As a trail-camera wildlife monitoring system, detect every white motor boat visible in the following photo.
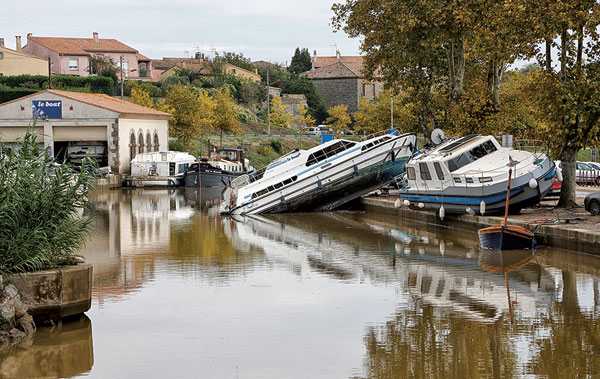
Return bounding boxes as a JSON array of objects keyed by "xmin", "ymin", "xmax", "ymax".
[
  {"xmin": 129, "ymin": 151, "xmax": 196, "ymax": 187},
  {"xmin": 222, "ymin": 130, "xmax": 417, "ymax": 215},
  {"xmin": 399, "ymin": 132, "xmax": 556, "ymax": 215}
]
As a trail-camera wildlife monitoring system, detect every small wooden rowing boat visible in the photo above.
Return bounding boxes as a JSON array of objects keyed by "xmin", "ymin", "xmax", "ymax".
[{"xmin": 478, "ymin": 167, "xmax": 536, "ymax": 250}]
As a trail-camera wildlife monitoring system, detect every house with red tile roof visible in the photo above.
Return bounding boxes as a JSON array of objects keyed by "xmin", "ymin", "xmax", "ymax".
[
  {"xmin": 23, "ymin": 33, "xmax": 152, "ymax": 80},
  {"xmin": 311, "ymin": 50, "xmax": 364, "ymax": 70}
]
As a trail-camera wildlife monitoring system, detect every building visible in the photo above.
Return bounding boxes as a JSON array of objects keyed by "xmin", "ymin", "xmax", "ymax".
[
  {"xmin": 303, "ymin": 61, "xmax": 383, "ymax": 113},
  {"xmin": 155, "ymin": 54, "xmax": 262, "ymax": 82},
  {"xmin": 0, "ymin": 89, "xmax": 171, "ymax": 174},
  {"xmin": 0, "ymin": 37, "xmax": 49, "ymax": 76},
  {"xmin": 22, "ymin": 33, "xmax": 153, "ymax": 80},
  {"xmin": 311, "ymin": 50, "xmax": 364, "ymax": 70}
]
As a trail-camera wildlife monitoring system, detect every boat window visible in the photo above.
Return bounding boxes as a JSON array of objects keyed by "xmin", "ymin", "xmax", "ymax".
[
  {"xmin": 447, "ymin": 140, "xmax": 498, "ymax": 172},
  {"xmin": 306, "ymin": 141, "xmax": 357, "ymax": 167},
  {"xmin": 257, "ymin": 189, "xmax": 268, "ymax": 197},
  {"xmin": 453, "ymin": 177, "xmax": 461, "ymax": 184},
  {"xmin": 407, "ymin": 167, "xmax": 416, "ymax": 180},
  {"xmin": 373, "ymin": 139, "xmax": 380, "ymax": 145},
  {"xmin": 252, "ymin": 193, "xmax": 258, "ymax": 199},
  {"xmin": 267, "ymin": 185, "xmax": 275, "ymax": 192},
  {"xmin": 283, "ymin": 179, "xmax": 292, "ymax": 185},
  {"xmin": 292, "ymin": 175, "xmax": 298, "ymax": 181},
  {"xmin": 479, "ymin": 177, "xmax": 493, "ymax": 183},
  {"xmin": 361, "ymin": 142, "xmax": 374, "ymax": 152},
  {"xmin": 433, "ymin": 162, "xmax": 444, "ymax": 180},
  {"xmin": 419, "ymin": 163, "xmax": 432, "ymax": 180},
  {"xmin": 466, "ymin": 177, "xmax": 474, "ymax": 183},
  {"xmin": 274, "ymin": 182, "xmax": 283, "ymax": 189}
]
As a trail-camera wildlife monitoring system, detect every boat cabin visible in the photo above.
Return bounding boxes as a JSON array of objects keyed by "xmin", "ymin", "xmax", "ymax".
[
  {"xmin": 131, "ymin": 151, "xmax": 196, "ymax": 177},
  {"xmin": 210, "ymin": 148, "xmax": 246, "ymax": 170}
]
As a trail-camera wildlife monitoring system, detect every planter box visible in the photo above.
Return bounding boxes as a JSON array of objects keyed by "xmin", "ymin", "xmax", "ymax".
[{"xmin": 8, "ymin": 264, "xmax": 92, "ymax": 322}]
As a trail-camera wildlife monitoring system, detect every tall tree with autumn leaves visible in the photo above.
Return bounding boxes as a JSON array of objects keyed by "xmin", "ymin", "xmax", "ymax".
[{"xmin": 332, "ymin": 0, "xmax": 600, "ymax": 208}]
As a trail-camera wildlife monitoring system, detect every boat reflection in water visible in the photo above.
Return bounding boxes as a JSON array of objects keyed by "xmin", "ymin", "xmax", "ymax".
[{"xmin": 0, "ymin": 315, "xmax": 93, "ymax": 378}]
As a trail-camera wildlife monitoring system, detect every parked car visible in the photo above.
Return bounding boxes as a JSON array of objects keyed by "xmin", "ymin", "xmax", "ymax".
[
  {"xmin": 586, "ymin": 161, "xmax": 600, "ymax": 170},
  {"xmin": 584, "ymin": 191, "xmax": 600, "ymax": 215},
  {"xmin": 555, "ymin": 160, "xmax": 600, "ymax": 185},
  {"xmin": 545, "ymin": 177, "xmax": 562, "ymax": 198},
  {"xmin": 304, "ymin": 127, "xmax": 321, "ymax": 136}
]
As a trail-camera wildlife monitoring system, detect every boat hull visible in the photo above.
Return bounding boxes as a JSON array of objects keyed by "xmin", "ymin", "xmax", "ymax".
[
  {"xmin": 478, "ymin": 225, "xmax": 536, "ymax": 250},
  {"xmin": 184, "ymin": 170, "xmax": 248, "ymax": 187},
  {"xmin": 400, "ymin": 164, "xmax": 556, "ymax": 215}
]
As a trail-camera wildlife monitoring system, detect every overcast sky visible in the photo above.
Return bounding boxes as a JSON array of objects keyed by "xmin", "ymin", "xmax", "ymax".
[{"xmin": 1, "ymin": 0, "xmax": 362, "ymax": 64}]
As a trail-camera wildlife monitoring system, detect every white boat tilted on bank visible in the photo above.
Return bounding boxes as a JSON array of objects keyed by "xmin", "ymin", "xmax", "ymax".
[
  {"xmin": 399, "ymin": 133, "xmax": 556, "ymax": 215},
  {"xmin": 223, "ymin": 130, "xmax": 417, "ymax": 215}
]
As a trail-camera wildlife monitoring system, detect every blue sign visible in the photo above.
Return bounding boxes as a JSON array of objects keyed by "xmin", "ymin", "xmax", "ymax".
[{"xmin": 32, "ymin": 100, "xmax": 62, "ymax": 120}]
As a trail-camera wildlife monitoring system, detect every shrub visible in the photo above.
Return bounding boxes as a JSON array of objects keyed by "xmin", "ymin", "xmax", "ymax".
[
  {"xmin": 270, "ymin": 139, "xmax": 283, "ymax": 153},
  {"xmin": 0, "ymin": 131, "xmax": 96, "ymax": 276}
]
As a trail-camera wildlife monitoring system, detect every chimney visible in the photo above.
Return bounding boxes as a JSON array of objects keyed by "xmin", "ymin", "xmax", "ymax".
[
  {"xmin": 336, "ymin": 50, "xmax": 341, "ymax": 60},
  {"xmin": 0, "ymin": 38, "xmax": 4, "ymax": 48},
  {"xmin": 195, "ymin": 52, "xmax": 202, "ymax": 59},
  {"xmin": 15, "ymin": 36, "xmax": 21, "ymax": 51},
  {"xmin": 93, "ymin": 32, "xmax": 99, "ymax": 43}
]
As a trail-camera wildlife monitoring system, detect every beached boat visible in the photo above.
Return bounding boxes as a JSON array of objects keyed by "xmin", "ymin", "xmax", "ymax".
[
  {"xmin": 398, "ymin": 132, "xmax": 556, "ymax": 216},
  {"xmin": 184, "ymin": 148, "xmax": 252, "ymax": 187},
  {"xmin": 222, "ymin": 130, "xmax": 417, "ymax": 215},
  {"xmin": 128, "ymin": 151, "xmax": 196, "ymax": 187}
]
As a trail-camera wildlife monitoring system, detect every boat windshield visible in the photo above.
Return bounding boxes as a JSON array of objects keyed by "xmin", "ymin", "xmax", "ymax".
[
  {"xmin": 306, "ymin": 141, "xmax": 356, "ymax": 167},
  {"xmin": 446, "ymin": 140, "xmax": 497, "ymax": 172}
]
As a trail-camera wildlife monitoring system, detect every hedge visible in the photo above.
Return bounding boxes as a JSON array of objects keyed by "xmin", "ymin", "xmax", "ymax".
[
  {"xmin": 0, "ymin": 74, "xmax": 115, "ymax": 95},
  {"xmin": 0, "ymin": 88, "xmax": 38, "ymax": 104}
]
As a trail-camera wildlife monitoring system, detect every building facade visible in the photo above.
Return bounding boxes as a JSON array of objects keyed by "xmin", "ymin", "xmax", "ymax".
[
  {"xmin": 0, "ymin": 37, "xmax": 49, "ymax": 76},
  {"xmin": 23, "ymin": 33, "xmax": 152, "ymax": 80},
  {"xmin": 303, "ymin": 61, "xmax": 383, "ymax": 113},
  {"xmin": 0, "ymin": 90, "xmax": 170, "ymax": 174}
]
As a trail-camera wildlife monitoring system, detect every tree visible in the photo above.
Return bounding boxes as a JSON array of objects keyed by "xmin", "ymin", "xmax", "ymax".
[
  {"xmin": 269, "ymin": 96, "xmax": 293, "ymax": 129},
  {"xmin": 354, "ymin": 89, "xmax": 411, "ymax": 135},
  {"xmin": 295, "ymin": 102, "xmax": 315, "ymax": 133},
  {"xmin": 326, "ymin": 105, "xmax": 351, "ymax": 138},
  {"xmin": 220, "ymin": 51, "xmax": 255, "ymax": 72},
  {"xmin": 88, "ymin": 54, "xmax": 118, "ymax": 88},
  {"xmin": 213, "ymin": 88, "xmax": 241, "ymax": 147},
  {"xmin": 130, "ymin": 88, "xmax": 174, "ymax": 114},
  {"xmin": 166, "ymin": 85, "xmax": 214, "ymax": 147},
  {"xmin": 289, "ymin": 48, "xmax": 312, "ymax": 74}
]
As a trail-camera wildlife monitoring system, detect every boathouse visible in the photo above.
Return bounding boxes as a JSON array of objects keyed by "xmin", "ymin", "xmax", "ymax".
[{"xmin": 0, "ymin": 89, "xmax": 171, "ymax": 174}]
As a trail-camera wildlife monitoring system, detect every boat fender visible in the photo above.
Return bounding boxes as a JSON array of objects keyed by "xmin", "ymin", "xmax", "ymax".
[
  {"xmin": 480, "ymin": 200, "xmax": 486, "ymax": 215},
  {"xmin": 439, "ymin": 240, "xmax": 446, "ymax": 255},
  {"xmin": 403, "ymin": 200, "xmax": 411, "ymax": 207},
  {"xmin": 439, "ymin": 206, "xmax": 445, "ymax": 220},
  {"xmin": 418, "ymin": 202, "xmax": 425, "ymax": 209},
  {"xmin": 529, "ymin": 178, "xmax": 538, "ymax": 189},
  {"xmin": 394, "ymin": 198, "xmax": 402, "ymax": 208},
  {"xmin": 556, "ymin": 168, "xmax": 563, "ymax": 182},
  {"xmin": 466, "ymin": 207, "xmax": 475, "ymax": 216},
  {"xmin": 229, "ymin": 193, "xmax": 237, "ymax": 210}
]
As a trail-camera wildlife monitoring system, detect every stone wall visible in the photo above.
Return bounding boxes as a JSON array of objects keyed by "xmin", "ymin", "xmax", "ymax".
[
  {"xmin": 0, "ymin": 282, "xmax": 36, "ymax": 352},
  {"xmin": 312, "ymin": 78, "xmax": 360, "ymax": 112}
]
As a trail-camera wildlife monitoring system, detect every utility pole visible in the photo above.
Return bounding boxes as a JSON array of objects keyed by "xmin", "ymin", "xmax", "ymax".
[
  {"xmin": 120, "ymin": 55, "xmax": 124, "ymax": 100},
  {"xmin": 267, "ymin": 70, "xmax": 270, "ymax": 135},
  {"xmin": 390, "ymin": 88, "xmax": 394, "ymax": 130},
  {"xmin": 47, "ymin": 57, "xmax": 52, "ymax": 89}
]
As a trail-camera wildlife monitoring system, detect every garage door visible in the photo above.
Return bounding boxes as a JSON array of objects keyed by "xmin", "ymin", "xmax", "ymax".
[
  {"xmin": 53, "ymin": 126, "xmax": 107, "ymax": 141},
  {"xmin": 0, "ymin": 126, "xmax": 44, "ymax": 142}
]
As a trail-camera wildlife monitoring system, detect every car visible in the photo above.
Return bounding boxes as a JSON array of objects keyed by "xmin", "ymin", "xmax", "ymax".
[
  {"xmin": 545, "ymin": 177, "xmax": 562, "ymax": 198},
  {"xmin": 584, "ymin": 191, "xmax": 600, "ymax": 215},
  {"xmin": 304, "ymin": 127, "xmax": 321, "ymax": 136},
  {"xmin": 555, "ymin": 160, "xmax": 600, "ymax": 185},
  {"xmin": 586, "ymin": 161, "xmax": 600, "ymax": 170}
]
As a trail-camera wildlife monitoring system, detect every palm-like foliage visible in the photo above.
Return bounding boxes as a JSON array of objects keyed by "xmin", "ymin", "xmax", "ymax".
[{"xmin": 0, "ymin": 131, "xmax": 95, "ymax": 275}]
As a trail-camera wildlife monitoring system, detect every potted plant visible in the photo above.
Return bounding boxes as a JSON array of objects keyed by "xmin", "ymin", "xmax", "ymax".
[{"xmin": 0, "ymin": 130, "xmax": 96, "ymax": 326}]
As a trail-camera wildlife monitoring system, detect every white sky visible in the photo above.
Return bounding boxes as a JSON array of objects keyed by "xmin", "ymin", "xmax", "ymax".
[{"xmin": 1, "ymin": 0, "xmax": 361, "ymax": 64}]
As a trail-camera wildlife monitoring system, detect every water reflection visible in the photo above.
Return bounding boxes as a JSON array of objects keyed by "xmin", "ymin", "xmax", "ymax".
[
  {"xmin": 1, "ymin": 190, "xmax": 599, "ymax": 378},
  {"xmin": 0, "ymin": 316, "xmax": 93, "ymax": 379}
]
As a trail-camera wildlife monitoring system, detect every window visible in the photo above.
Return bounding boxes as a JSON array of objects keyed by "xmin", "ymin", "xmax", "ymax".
[
  {"xmin": 129, "ymin": 133, "xmax": 136, "ymax": 160},
  {"xmin": 154, "ymin": 133, "xmax": 159, "ymax": 152},
  {"xmin": 466, "ymin": 177, "xmax": 474, "ymax": 183},
  {"xmin": 362, "ymin": 83, "xmax": 366, "ymax": 96},
  {"xmin": 372, "ymin": 83, "xmax": 376, "ymax": 96},
  {"xmin": 419, "ymin": 163, "xmax": 432, "ymax": 180},
  {"xmin": 433, "ymin": 162, "xmax": 444, "ymax": 180},
  {"xmin": 146, "ymin": 132, "xmax": 151, "ymax": 151},
  {"xmin": 0, "ymin": 52, "xmax": 4, "ymax": 59},
  {"xmin": 306, "ymin": 141, "xmax": 356, "ymax": 167},
  {"xmin": 407, "ymin": 166, "xmax": 416, "ymax": 180},
  {"xmin": 453, "ymin": 177, "xmax": 461, "ymax": 184},
  {"xmin": 478, "ymin": 177, "xmax": 493, "ymax": 183},
  {"xmin": 447, "ymin": 140, "xmax": 498, "ymax": 172},
  {"xmin": 231, "ymin": 68, "xmax": 236, "ymax": 74},
  {"xmin": 69, "ymin": 58, "xmax": 78, "ymax": 70},
  {"xmin": 138, "ymin": 133, "xmax": 144, "ymax": 154}
]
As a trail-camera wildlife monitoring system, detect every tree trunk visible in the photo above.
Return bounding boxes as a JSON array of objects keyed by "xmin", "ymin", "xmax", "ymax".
[
  {"xmin": 560, "ymin": 29, "xmax": 567, "ymax": 83},
  {"xmin": 545, "ymin": 38, "xmax": 552, "ymax": 72},
  {"xmin": 558, "ymin": 145, "xmax": 579, "ymax": 208},
  {"xmin": 487, "ymin": 60, "xmax": 504, "ymax": 109},
  {"xmin": 449, "ymin": 38, "xmax": 465, "ymax": 102},
  {"xmin": 418, "ymin": 110, "xmax": 432, "ymax": 141}
]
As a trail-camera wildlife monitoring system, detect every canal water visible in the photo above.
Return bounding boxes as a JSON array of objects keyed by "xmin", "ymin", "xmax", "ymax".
[{"xmin": 1, "ymin": 188, "xmax": 600, "ymax": 378}]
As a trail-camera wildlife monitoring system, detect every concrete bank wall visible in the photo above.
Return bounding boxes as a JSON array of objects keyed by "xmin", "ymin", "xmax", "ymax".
[{"xmin": 361, "ymin": 196, "xmax": 600, "ymax": 255}]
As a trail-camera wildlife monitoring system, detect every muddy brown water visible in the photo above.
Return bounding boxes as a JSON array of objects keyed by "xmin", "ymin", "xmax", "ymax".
[{"xmin": 1, "ymin": 188, "xmax": 600, "ymax": 378}]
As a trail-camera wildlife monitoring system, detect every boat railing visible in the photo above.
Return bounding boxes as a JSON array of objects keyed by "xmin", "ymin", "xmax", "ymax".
[
  {"xmin": 359, "ymin": 128, "xmax": 400, "ymax": 141},
  {"xmin": 512, "ymin": 139, "xmax": 549, "ymax": 157}
]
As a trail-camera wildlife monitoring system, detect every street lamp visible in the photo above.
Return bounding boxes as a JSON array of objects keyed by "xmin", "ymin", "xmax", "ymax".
[{"xmin": 266, "ymin": 69, "xmax": 280, "ymax": 135}]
